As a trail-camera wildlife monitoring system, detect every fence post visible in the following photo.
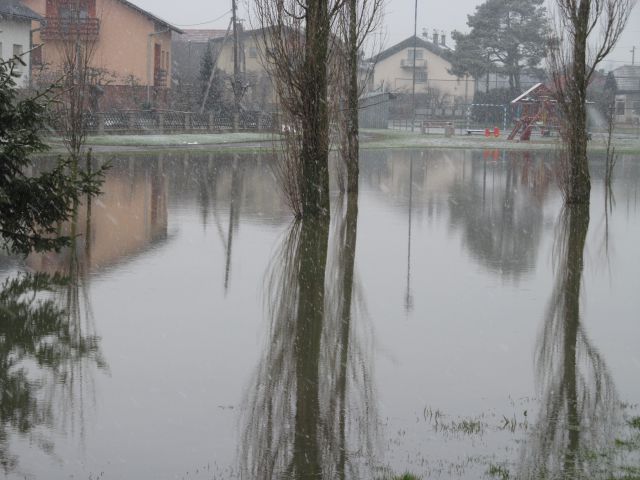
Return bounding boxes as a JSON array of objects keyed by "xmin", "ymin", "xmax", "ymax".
[
  {"xmin": 184, "ymin": 112, "xmax": 191, "ymax": 131},
  {"xmin": 209, "ymin": 112, "xmax": 214, "ymax": 131},
  {"xmin": 98, "ymin": 114, "xmax": 105, "ymax": 134},
  {"xmin": 158, "ymin": 112, "xmax": 165, "ymax": 133},
  {"xmin": 503, "ymin": 104, "xmax": 507, "ymax": 133}
]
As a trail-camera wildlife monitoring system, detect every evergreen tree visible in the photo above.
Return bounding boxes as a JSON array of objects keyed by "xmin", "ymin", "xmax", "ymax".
[
  {"xmin": 0, "ymin": 58, "xmax": 104, "ymax": 256},
  {"xmin": 450, "ymin": 0, "xmax": 549, "ymax": 94},
  {"xmin": 199, "ymin": 42, "xmax": 225, "ymax": 113}
]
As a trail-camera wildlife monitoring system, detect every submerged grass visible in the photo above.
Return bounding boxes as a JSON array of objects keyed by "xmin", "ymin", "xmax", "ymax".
[
  {"xmin": 42, "ymin": 128, "xmax": 640, "ymax": 154},
  {"xmin": 486, "ymin": 463, "xmax": 511, "ymax": 479}
]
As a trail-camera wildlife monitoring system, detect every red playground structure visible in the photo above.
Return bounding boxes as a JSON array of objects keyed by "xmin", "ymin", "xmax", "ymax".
[{"xmin": 508, "ymin": 83, "xmax": 560, "ymax": 141}]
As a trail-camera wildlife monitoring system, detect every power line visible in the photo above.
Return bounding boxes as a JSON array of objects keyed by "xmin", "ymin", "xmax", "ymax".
[{"xmin": 175, "ymin": 10, "xmax": 231, "ymax": 27}]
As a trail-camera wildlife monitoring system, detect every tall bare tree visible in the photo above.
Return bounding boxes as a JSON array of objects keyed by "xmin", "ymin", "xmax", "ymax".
[
  {"xmin": 51, "ymin": 0, "xmax": 101, "ymax": 169},
  {"xmin": 549, "ymin": 0, "xmax": 635, "ymax": 204},
  {"xmin": 252, "ymin": 0, "xmax": 344, "ymax": 217},
  {"xmin": 334, "ymin": 0, "xmax": 382, "ymax": 194}
]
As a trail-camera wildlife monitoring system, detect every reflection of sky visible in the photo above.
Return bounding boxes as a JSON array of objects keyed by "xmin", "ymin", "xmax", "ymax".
[{"xmin": 4, "ymin": 149, "xmax": 640, "ymax": 479}]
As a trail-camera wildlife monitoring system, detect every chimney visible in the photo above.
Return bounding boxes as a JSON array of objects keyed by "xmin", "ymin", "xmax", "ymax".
[
  {"xmin": 440, "ymin": 31, "xmax": 446, "ymax": 46},
  {"xmin": 432, "ymin": 29, "xmax": 438, "ymax": 45}
]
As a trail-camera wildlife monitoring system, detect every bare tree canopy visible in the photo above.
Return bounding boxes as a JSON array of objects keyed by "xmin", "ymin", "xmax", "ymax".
[
  {"xmin": 548, "ymin": 0, "xmax": 636, "ymax": 204},
  {"xmin": 250, "ymin": 0, "xmax": 346, "ymax": 217}
]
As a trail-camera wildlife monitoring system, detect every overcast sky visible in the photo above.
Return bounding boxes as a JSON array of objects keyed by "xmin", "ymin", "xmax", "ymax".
[{"xmin": 134, "ymin": 0, "xmax": 638, "ymax": 69}]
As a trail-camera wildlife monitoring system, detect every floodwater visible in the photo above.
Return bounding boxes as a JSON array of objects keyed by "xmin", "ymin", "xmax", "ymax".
[{"xmin": 1, "ymin": 149, "xmax": 639, "ymax": 479}]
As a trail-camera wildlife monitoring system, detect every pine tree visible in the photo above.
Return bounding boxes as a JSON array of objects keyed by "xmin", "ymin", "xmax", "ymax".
[
  {"xmin": 450, "ymin": 0, "xmax": 549, "ymax": 94},
  {"xmin": 0, "ymin": 58, "xmax": 104, "ymax": 256}
]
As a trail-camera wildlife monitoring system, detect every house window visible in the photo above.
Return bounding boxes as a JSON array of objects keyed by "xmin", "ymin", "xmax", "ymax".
[
  {"xmin": 416, "ymin": 70, "xmax": 427, "ymax": 83},
  {"xmin": 633, "ymin": 101, "xmax": 640, "ymax": 115},
  {"xmin": 407, "ymin": 48, "xmax": 424, "ymax": 61},
  {"xmin": 248, "ymin": 46, "xmax": 258, "ymax": 58},
  {"xmin": 59, "ymin": 4, "xmax": 89, "ymax": 19},
  {"xmin": 616, "ymin": 100, "xmax": 625, "ymax": 116}
]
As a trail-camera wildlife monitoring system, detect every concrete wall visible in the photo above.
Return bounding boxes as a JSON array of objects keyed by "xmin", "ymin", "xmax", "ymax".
[
  {"xmin": 0, "ymin": 15, "xmax": 33, "ymax": 87},
  {"xmin": 372, "ymin": 47, "xmax": 473, "ymax": 104},
  {"xmin": 24, "ymin": 0, "xmax": 173, "ymax": 87}
]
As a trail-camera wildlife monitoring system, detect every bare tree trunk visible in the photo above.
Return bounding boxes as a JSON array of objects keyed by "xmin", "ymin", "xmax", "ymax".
[
  {"xmin": 300, "ymin": 0, "xmax": 331, "ymax": 217},
  {"xmin": 566, "ymin": 4, "xmax": 591, "ymax": 204},
  {"xmin": 345, "ymin": 0, "xmax": 360, "ymax": 194},
  {"xmin": 550, "ymin": 0, "xmax": 635, "ymax": 205}
]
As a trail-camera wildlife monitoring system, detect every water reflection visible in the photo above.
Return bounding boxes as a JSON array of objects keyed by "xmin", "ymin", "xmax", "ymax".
[
  {"xmin": 27, "ymin": 157, "xmax": 168, "ymax": 274},
  {"xmin": 447, "ymin": 152, "xmax": 551, "ymax": 280},
  {"xmin": 0, "ymin": 200, "xmax": 107, "ymax": 474},
  {"xmin": 240, "ymin": 194, "xmax": 378, "ymax": 479},
  {"xmin": 518, "ymin": 204, "xmax": 620, "ymax": 478},
  {"xmin": 360, "ymin": 150, "xmax": 554, "ymax": 281}
]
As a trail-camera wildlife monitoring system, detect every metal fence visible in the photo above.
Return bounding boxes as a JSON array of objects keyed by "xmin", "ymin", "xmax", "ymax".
[{"xmin": 69, "ymin": 110, "xmax": 275, "ymax": 135}]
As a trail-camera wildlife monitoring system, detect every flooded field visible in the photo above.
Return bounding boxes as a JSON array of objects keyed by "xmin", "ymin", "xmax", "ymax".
[{"xmin": 1, "ymin": 149, "xmax": 639, "ymax": 479}]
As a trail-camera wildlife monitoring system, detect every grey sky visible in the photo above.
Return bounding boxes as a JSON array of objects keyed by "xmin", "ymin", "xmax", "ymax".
[{"xmin": 134, "ymin": 0, "xmax": 638, "ymax": 69}]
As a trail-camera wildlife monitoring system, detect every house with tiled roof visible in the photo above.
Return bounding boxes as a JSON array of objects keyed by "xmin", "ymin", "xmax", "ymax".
[
  {"xmin": 368, "ymin": 33, "xmax": 474, "ymax": 104},
  {"xmin": 22, "ymin": 0, "xmax": 182, "ymax": 109},
  {"xmin": 612, "ymin": 65, "xmax": 640, "ymax": 124},
  {"xmin": 0, "ymin": 0, "xmax": 41, "ymax": 86}
]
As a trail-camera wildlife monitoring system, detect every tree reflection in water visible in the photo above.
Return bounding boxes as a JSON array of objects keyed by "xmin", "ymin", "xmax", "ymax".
[
  {"xmin": 240, "ymin": 193, "xmax": 378, "ymax": 479},
  {"xmin": 0, "ymin": 199, "xmax": 106, "ymax": 474},
  {"xmin": 518, "ymin": 204, "xmax": 620, "ymax": 479},
  {"xmin": 448, "ymin": 152, "xmax": 550, "ymax": 281}
]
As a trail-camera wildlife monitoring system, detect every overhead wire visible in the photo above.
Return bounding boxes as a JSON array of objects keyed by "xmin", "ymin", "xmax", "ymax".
[{"xmin": 174, "ymin": 10, "xmax": 231, "ymax": 27}]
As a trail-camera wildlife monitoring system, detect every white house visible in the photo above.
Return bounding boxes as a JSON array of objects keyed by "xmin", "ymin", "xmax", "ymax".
[
  {"xmin": 613, "ymin": 65, "xmax": 640, "ymax": 124},
  {"xmin": 0, "ymin": 0, "xmax": 41, "ymax": 87},
  {"xmin": 368, "ymin": 34, "xmax": 474, "ymax": 104}
]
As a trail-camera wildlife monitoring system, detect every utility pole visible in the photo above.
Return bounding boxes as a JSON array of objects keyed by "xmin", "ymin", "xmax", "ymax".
[
  {"xmin": 232, "ymin": 0, "xmax": 241, "ymax": 131},
  {"xmin": 410, "ymin": 0, "xmax": 418, "ymax": 132}
]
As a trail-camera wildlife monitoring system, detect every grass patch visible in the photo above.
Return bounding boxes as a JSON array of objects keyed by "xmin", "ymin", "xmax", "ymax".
[
  {"xmin": 387, "ymin": 474, "xmax": 421, "ymax": 480},
  {"xmin": 486, "ymin": 463, "xmax": 511, "ymax": 479},
  {"xmin": 629, "ymin": 417, "xmax": 640, "ymax": 430}
]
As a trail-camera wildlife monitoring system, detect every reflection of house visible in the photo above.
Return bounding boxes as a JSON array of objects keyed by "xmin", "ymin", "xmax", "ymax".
[
  {"xmin": 0, "ymin": 1, "xmax": 41, "ymax": 87},
  {"xmin": 368, "ymin": 34, "xmax": 474, "ymax": 103},
  {"xmin": 22, "ymin": 0, "xmax": 182, "ymax": 109},
  {"xmin": 612, "ymin": 65, "xmax": 640, "ymax": 124},
  {"xmin": 27, "ymin": 160, "xmax": 168, "ymax": 274}
]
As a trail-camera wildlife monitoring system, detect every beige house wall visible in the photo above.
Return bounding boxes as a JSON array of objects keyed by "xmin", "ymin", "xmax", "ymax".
[
  {"xmin": 212, "ymin": 32, "xmax": 276, "ymax": 106},
  {"xmin": 24, "ymin": 0, "xmax": 173, "ymax": 86},
  {"xmin": 372, "ymin": 47, "xmax": 474, "ymax": 103}
]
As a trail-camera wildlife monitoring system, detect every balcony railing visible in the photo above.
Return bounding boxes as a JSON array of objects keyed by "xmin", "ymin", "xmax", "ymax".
[
  {"xmin": 41, "ymin": 17, "xmax": 100, "ymax": 40},
  {"xmin": 401, "ymin": 58, "xmax": 427, "ymax": 69},
  {"xmin": 154, "ymin": 69, "xmax": 167, "ymax": 88}
]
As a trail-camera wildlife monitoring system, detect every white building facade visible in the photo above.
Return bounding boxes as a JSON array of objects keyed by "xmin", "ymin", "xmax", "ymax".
[
  {"xmin": 368, "ymin": 35, "xmax": 474, "ymax": 104},
  {"xmin": 0, "ymin": 2, "xmax": 40, "ymax": 87}
]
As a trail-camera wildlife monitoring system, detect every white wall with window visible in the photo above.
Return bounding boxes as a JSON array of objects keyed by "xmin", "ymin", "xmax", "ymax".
[{"xmin": 0, "ymin": 15, "xmax": 33, "ymax": 87}]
